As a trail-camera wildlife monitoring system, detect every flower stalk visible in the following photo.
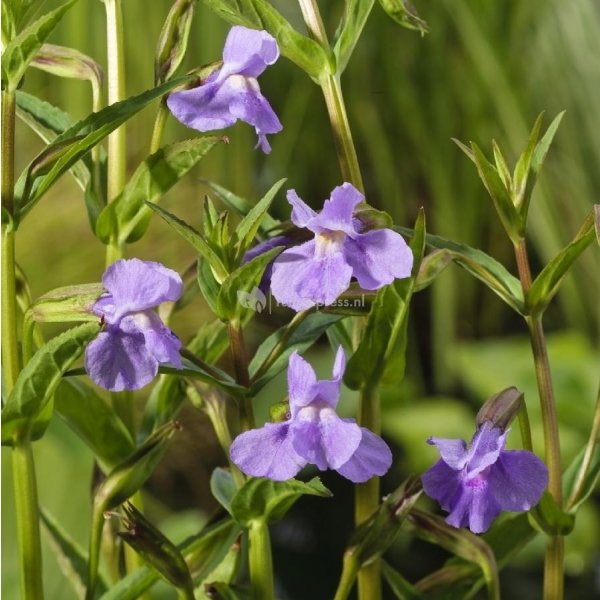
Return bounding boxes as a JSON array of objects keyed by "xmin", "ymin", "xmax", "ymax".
[
  {"xmin": 227, "ymin": 321, "xmax": 254, "ymax": 431},
  {"xmin": 248, "ymin": 520, "xmax": 275, "ymax": 600},
  {"xmin": 333, "ymin": 552, "xmax": 360, "ymax": 600},
  {"xmin": 514, "ymin": 239, "xmax": 564, "ymax": 600}
]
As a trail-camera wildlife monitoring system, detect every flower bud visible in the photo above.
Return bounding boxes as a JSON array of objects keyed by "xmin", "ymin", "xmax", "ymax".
[
  {"xmin": 476, "ymin": 386, "xmax": 524, "ymax": 430},
  {"xmin": 117, "ymin": 503, "xmax": 194, "ymax": 593},
  {"xmin": 27, "ymin": 283, "xmax": 104, "ymax": 324}
]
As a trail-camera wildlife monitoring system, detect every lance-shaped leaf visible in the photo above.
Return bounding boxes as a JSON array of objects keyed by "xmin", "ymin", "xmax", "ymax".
[
  {"xmin": 230, "ymin": 477, "xmax": 332, "ymax": 527},
  {"xmin": 31, "ymin": 43, "xmax": 103, "ymax": 94},
  {"xmin": 201, "ymin": 0, "xmax": 330, "ymax": 80},
  {"xmin": 512, "ymin": 113, "xmax": 543, "ymax": 211},
  {"xmin": 155, "ymin": 0, "xmax": 197, "ymax": 85},
  {"xmin": 1, "ymin": 322, "xmax": 99, "ymax": 445},
  {"xmin": 15, "ymin": 75, "xmax": 194, "ymax": 220},
  {"xmin": 1, "ymin": 0, "xmax": 78, "ymax": 91},
  {"xmin": 333, "ymin": 0, "xmax": 376, "ymax": 75},
  {"xmin": 118, "ymin": 503, "xmax": 194, "ymax": 596},
  {"xmin": 211, "ymin": 467, "xmax": 237, "ymax": 515},
  {"xmin": 55, "ymin": 379, "xmax": 135, "ymax": 471},
  {"xmin": 345, "ymin": 211, "xmax": 424, "ymax": 390},
  {"xmin": 408, "ymin": 509, "xmax": 500, "ymax": 600},
  {"xmin": 40, "ymin": 507, "xmax": 110, "ymax": 598},
  {"xmin": 526, "ymin": 218, "xmax": 595, "ymax": 316},
  {"xmin": 16, "ymin": 89, "xmax": 75, "ymax": 138},
  {"xmin": 202, "ymin": 179, "xmax": 280, "ymax": 234},
  {"xmin": 87, "ymin": 422, "xmax": 180, "ymax": 598},
  {"xmin": 396, "ymin": 226, "xmax": 525, "ymax": 314},
  {"xmin": 377, "ymin": 0, "xmax": 428, "ymax": 35},
  {"xmin": 99, "ymin": 518, "xmax": 241, "ymax": 600},
  {"xmin": 96, "ymin": 137, "xmax": 222, "ymax": 244},
  {"xmin": 234, "ymin": 178, "xmax": 286, "ymax": 258},
  {"xmin": 146, "ymin": 202, "xmax": 228, "ymax": 280},
  {"xmin": 216, "ymin": 247, "xmax": 282, "ymax": 322},
  {"xmin": 249, "ymin": 312, "xmax": 343, "ymax": 394}
]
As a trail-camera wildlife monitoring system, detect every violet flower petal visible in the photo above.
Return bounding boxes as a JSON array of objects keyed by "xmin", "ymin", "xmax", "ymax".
[
  {"xmin": 336, "ymin": 427, "xmax": 392, "ymax": 483},
  {"xmin": 286, "ymin": 189, "xmax": 317, "ymax": 228},
  {"xmin": 84, "ymin": 330, "xmax": 158, "ymax": 392},
  {"xmin": 344, "ymin": 229, "xmax": 413, "ymax": 290},
  {"xmin": 312, "ymin": 346, "xmax": 345, "ymax": 409},
  {"xmin": 421, "ymin": 459, "xmax": 463, "ymax": 511},
  {"xmin": 426, "ymin": 437, "xmax": 469, "ymax": 470},
  {"xmin": 291, "ymin": 412, "xmax": 362, "ymax": 471},
  {"xmin": 488, "ymin": 450, "xmax": 548, "ymax": 511},
  {"xmin": 287, "ymin": 351, "xmax": 317, "ymax": 413},
  {"xmin": 101, "ymin": 258, "xmax": 183, "ymax": 319},
  {"xmin": 465, "ymin": 423, "xmax": 507, "ymax": 476},
  {"xmin": 230, "ymin": 422, "xmax": 306, "ymax": 481},
  {"xmin": 308, "ymin": 183, "xmax": 363, "ymax": 236},
  {"xmin": 221, "ymin": 26, "xmax": 279, "ymax": 78},
  {"xmin": 270, "ymin": 240, "xmax": 353, "ymax": 311}
]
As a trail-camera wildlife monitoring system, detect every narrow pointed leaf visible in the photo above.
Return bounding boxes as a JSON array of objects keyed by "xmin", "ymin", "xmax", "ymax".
[
  {"xmin": 333, "ymin": 0, "xmax": 376, "ymax": 75},
  {"xmin": 377, "ymin": 0, "xmax": 428, "ymax": 35},
  {"xmin": 512, "ymin": 113, "xmax": 543, "ymax": 208},
  {"xmin": 1, "ymin": 0, "xmax": 78, "ymax": 91},
  {"xmin": 96, "ymin": 137, "xmax": 221, "ymax": 244}
]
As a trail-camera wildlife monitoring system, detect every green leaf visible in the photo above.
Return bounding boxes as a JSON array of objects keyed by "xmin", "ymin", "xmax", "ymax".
[
  {"xmin": 155, "ymin": 0, "xmax": 197, "ymax": 85},
  {"xmin": 408, "ymin": 509, "xmax": 499, "ymax": 600},
  {"xmin": 528, "ymin": 490, "xmax": 575, "ymax": 535},
  {"xmin": 16, "ymin": 89, "xmax": 75, "ymax": 137},
  {"xmin": 1, "ymin": 322, "xmax": 99, "ymax": 445},
  {"xmin": 40, "ymin": 507, "xmax": 109, "ymax": 598},
  {"xmin": 197, "ymin": 257, "xmax": 222, "ymax": 314},
  {"xmin": 216, "ymin": 247, "xmax": 282, "ymax": 321},
  {"xmin": 333, "ymin": 0, "xmax": 376, "ymax": 75},
  {"xmin": 564, "ymin": 436, "xmax": 600, "ymax": 513},
  {"xmin": 414, "ymin": 249, "xmax": 453, "ymax": 292},
  {"xmin": 96, "ymin": 137, "xmax": 221, "ymax": 244},
  {"xmin": 491, "ymin": 140, "xmax": 511, "ymax": 191},
  {"xmin": 249, "ymin": 312, "xmax": 343, "ymax": 394},
  {"xmin": 160, "ymin": 357, "xmax": 244, "ymax": 395},
  {"xmin": 470, "ymin": 142, "xmax": 520, "ymax": 242},
  {"xmin": 382, "ymin": 560, "xmax": 423, "ymax": 599},
  {"xmin": 201, "ymin": 583, "xmax": 252, "ymax": 600},
  {"xmin": 146, "ymin": 202, "xmax": 228, "ymax": 279},
  {"xmin": 211, "ymin": 467, "xmax": 237, "ymax": 515},
  {"xmin": 201, "ymin": 0, "xmax": 330, "ymax": 80},
  {"xmin": 202, "ymin": 179, "xmax": 280, "ymax": 235},
  {"xmin": 396, "ymin": 226, "xmax": 525, "ymax": 314},
  {"xmin": 16, "ymin": 76, "xmax": 193, "ymax": 220},
  {"xmin": 98, "ymin": 519, "xmax": 241, "ymax": 600},
  {"xmin": 235, "ymin": 178, "xmax": 286, "ymax": 257},
  {"xmin": 377, "ymin": 0, "xmax": 428, "ymax": 35},
  {"xmin": 526, "ymin": 221, "xmax": 595, "ymax": 316},
  {"xmin": 230, "ymin": 477, "xmax": 332, "ymax": 527},
  {"xmin": 1, "ymin": 0, "xmax": 78, "ymax": 91},
  {"xmin": 55, "ymin": 379, "xmax": 135, "ymax": 471},
  {"xmin": 512, "ymin": 113, "xmax": 543, "ymax": 209}
]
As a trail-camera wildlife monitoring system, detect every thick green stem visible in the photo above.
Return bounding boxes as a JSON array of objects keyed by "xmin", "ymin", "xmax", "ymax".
[
  {"xmin": 12, "ymin": 443, "xmax": 44, "ymax": 600},
  {"xmin": 355, "ymin": 382, "xmax": 381, "ymax": 600},
  {"xmin": 103, "ymin": 0, "xmax": 127, "ymax": 264},
  {"xmin": 333, "ymin": 553, "xmax": 360, "ymax": 600},
  {"xmin": 2, "ymin": 230, "xmax": 20, "ymax": 386},
  {"xmin": 227, "ymin": 322, "xmax": 254, "ymax": 431},
  {"xmin": 2, "ymin": 90, "xmax": 16, "ymax": 215},
  {"xmin": 514, "ymin": 240, "xmax": 563, "ymax": 600},
  {"xmin": 248, "ymin": 520, "xmax": 275, "ymax": 600},
  {"xmin": 150, "ymin": 101, "xmax": 169, "ymax": 154}
]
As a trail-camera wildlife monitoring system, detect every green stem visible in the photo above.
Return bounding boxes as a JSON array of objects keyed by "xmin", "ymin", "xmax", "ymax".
[
  {"xmin": 2, "ymin": 230, "xmax": 20, "ymax": 386},
  {"xmin": 12, "ymin": 442, "xmax": 44, "ymax": 600},
  {"xmin": 517, "ymin": 400, "xmax": 534, "ymax": 452},
  {"xmin": 514, "ymin": 240, "xmax": 563, "ymax": 600},
  {"xmin": 103, "ymin": 0, "xmax": 127, "ymax": 263},
  {"xmin": 150, "ymin": 101, "xmax": 169, "ymax": 154},
  {"xmin": 355, "ymin": 381, "xmax": 381, "ymax": 600},
  {"xmin": 333, "ymin": 553, "xmax": 360, "ymax": 600},
  {"xmin": 297, "ymin": 0, "xmax": 364, "ymax": 191},
  {"xmin": 248, "ymin": 520, "xmax": 275, "ymax": 600},
  {"xmin": 227, "ymin": 322, "xmax": 254, "ymax": 431},
  {"xmin": 2, "ymin": 90, "xmax": 16, "ymax": 216}
]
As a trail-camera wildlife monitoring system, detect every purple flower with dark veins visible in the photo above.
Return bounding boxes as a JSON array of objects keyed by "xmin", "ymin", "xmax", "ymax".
[
  {"xmin": 422, "ymin": 422, "xmax": 548, "ymax": 533},
  {"xmin": 270, "ymin": 183, "xmax": 413, "ymax": 311},
  {"xmin": 167, "ymin": 26, "xmax": 282, "ymax": 153},
  {"xmin": 230, "ymin": 346, "xmax": 392, "ymax": 482},
  {"xmin": 85, "ymin": 259, "xmax": 183, "ymax": 392}
]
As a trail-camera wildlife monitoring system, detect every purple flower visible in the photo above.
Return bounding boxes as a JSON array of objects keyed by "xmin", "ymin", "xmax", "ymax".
[
  {"xmin": 230, "ymin": 347, "xmax": 392, "ymax": 482},
  {"xmin": 422, "ymin": 422, "xmax": 548, "ymax": 533},
  {"xmin": 270, "ymin": 183, "xmax": 413, "ymax": 311},
  {"xmin": 84, "ymin": 259, "xmax": 183, "ymax": 392},
  {"xmin": 167, "ymin": 26, "xmax": 282, "ymax": 153}
]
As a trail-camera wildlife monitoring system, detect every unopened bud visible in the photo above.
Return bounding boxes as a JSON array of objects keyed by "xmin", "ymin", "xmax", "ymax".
[
  {"xmin": 269, "ymin": 400, "xmax": 290, "ymax": 423},
  {"xmin": 27, "ymin": 283, "xmax": 104, "ymax": 324},
  {"xmin": 476, "ymin": 386, "xmax": 524, "ymax": 430}
]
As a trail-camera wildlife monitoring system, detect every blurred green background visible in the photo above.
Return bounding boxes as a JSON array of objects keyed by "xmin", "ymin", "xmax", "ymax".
[{"xmin": 2, "ymin": 0, "xmax": 599, "ymax": 598}]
